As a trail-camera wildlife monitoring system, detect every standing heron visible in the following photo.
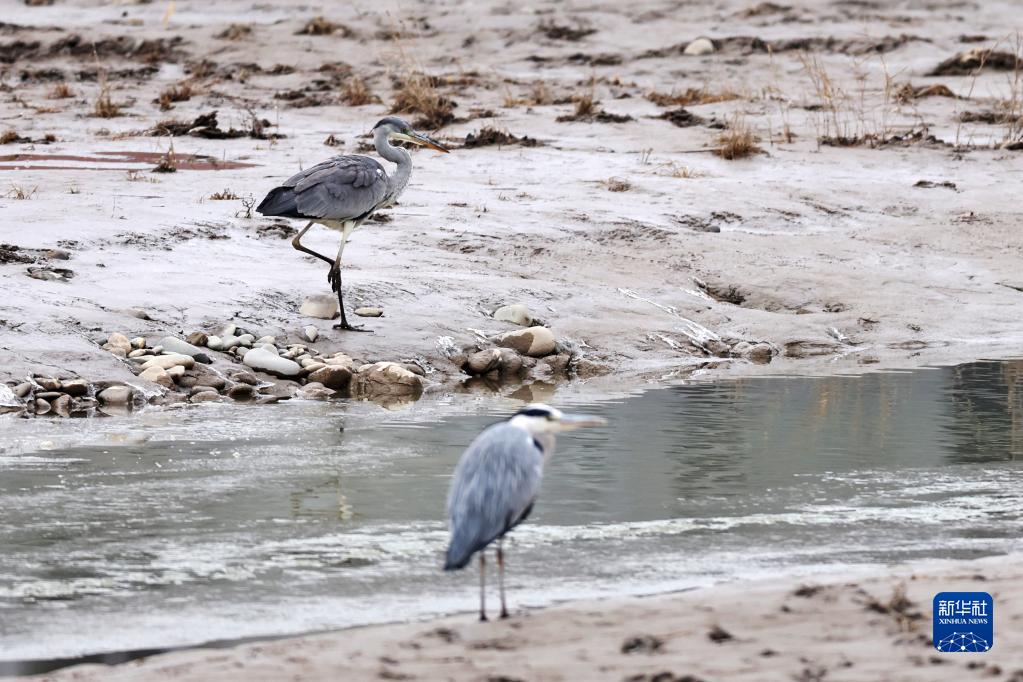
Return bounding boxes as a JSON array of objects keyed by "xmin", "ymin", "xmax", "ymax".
[
  {"xmin": 256, "ymin": 117, "xmax": 449, "ymax": 331},
  {"xmin": 444, "ymin": 403, "xmax": 606, "ymax": 620}
]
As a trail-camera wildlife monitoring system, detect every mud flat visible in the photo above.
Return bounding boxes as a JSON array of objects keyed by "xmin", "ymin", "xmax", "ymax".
[
  {"xmin": 30, "ymin": 554, "xmax": 1023, "ymax": 681},
  {"xmin": 1, "ymin": 0, "xmax": 1022, "ymax": 410}
]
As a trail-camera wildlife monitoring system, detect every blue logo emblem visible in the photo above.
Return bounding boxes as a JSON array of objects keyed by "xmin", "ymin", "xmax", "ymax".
[{"xmin": 933, "ymin": 592, "xmax": 993, "ymax": 652}]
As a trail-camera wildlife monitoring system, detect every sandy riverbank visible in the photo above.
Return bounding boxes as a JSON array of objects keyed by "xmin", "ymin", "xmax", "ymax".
[
  {"xmin": 1, "ymin": 0, "xmax": 1022, "ymax": 409},
  {"xmin": 32, "ymin": 554, "xmax": 1021, "ymax": 681}
]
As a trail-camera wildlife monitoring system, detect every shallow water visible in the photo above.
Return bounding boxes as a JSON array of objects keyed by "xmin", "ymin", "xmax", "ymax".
[{"xmin": 3, "ymin": 360, "xmax": 1023, "ymax": 674}]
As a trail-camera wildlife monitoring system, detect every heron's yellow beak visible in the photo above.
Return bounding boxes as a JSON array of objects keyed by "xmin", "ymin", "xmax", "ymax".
[
  {"xmin": 556, "ymin": 414, "xmax": 607, "ymax": 431},
  {"xmin": 392, "ymin": 131, "xmax": 450, "ymax": 153}
]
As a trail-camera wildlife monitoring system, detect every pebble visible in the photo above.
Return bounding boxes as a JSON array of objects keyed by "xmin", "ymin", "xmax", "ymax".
[
  {"xmin": 227, "ymin": 383, "xmax": 256, "ymax": 401},
  {"xmin": 303, "ymin": 326, "xmax": 319, "ymax": 343},
  {"xmin": 106, "ymin": 332, "xmax": 131, "ymax": 353},
  {"xmin": 35, "ymin": 377, "xmax": 61, "ymax": 391},
  {"xmin": 493, "ymin": 326, "xmax": 557, "ymax": 358},
  {"xmin": 166, "ymin": 365, "xmax": 187, "ymax": 380},
  {"xmin": 98, "ymin": 385, "xmax": 134, "ymax": 405},
  {"xmin": 467, "ymin": 349, "xmax": 502, "ymax": 375},
  {"xmin": 228, "ymin": 370, "xmax": 259, "ymax": 386},
  {"xmin": 128, "ymin": 349, "xmax": 149, "ymax": 358},
  {"xmin": 354, "ymin": 307, "xmax": 384, "ymax": 318},
  {"xmin": 159, "ymin": 336, "xmax": 208, "ymax": 359},
  {"xmin": 206, "ymin": 335, "xmax": 225, "ymax": 351},
  {"xmin": 51, "ymin": 393, "xmax": 71, "ymax": 417},
  {"xmin": 222, "ymin": 324, "xmax": 237, "ymax": 338},
  {"xmin": 498, "ymin": 348, "xmax": 524, "ymax": 376},
  {"xmin": 35, "ymin": 391, "xmax": 62, "ymax": 401},
  {"xmin": 684, "ymin": 37, "xmax": 715, "ymax": 55},
  {"xmin": 299, "ymin": 387, "xmax": 334, "ymax": 401},
  {"xmin": 139, "ymin": 366, "xmax": 174, "ymax": 387},
  {"xmin": 256, "ymin": 335, "xmax": 277, "ymax": 346},
  {"xmin": 236, "ymin": 334, "xmax": 255, "ymax": 347},
  {"xmin": 189, "ymin": 391, "xmax": 220, "ymax": 403},
  {"xmin": 300, "ymin": 295, "xmax": 340, "ymax": 320},
  {"xmin": 186, "ymin": 332, "xmax": 208, "ymax": 346},
  {"xmin": 189, "ymin": 385, "xmax": 218, "ymax": 396},
  {"xmin": 141, "ymin": 354, "xmax": 196, "ymax": 371},
  {"xmin": 307, "ymin": 365, "xmax": 353, "ymax": 391},
  {"xmin": 302, "ymin": 361, "xmax": 326, "ymax": 372},
  {"xmin": 130, "ymin": 337, "xmax": 147, "ymax": 349},
  {"xmin": 61, "ymin": 379, "xmax": 90, "ymax": 397},
  {"xmin": 35, "ymin": 398, "xmax": 51, "ymax": 415},
  {"xmin": 352, "ymin": 362, "xmax": 423, "ymax": 397},
  {"xmin": 493, "ymin": 304, "xmax": 534, "ymax": 327},
  {"xmin": 14, "ymin": 382, "xmax": 32, "ymax": 398},
  {"xmin": 242, "ymin": 347, "xmax": 302, "ymax": 377},
  {"xmin": 193, "ymin": 373, "xmax": 225, "ymax": 390},
  {"xmin": 324, "ymin": 353, "xmax": 355, "ymax": 369}
]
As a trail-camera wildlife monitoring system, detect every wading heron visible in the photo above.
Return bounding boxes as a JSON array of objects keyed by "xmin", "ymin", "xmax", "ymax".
[
  {"xmin": 444, "ymin": 403, "xmax": 606, "ymax": 620},
  {"xmin": 256, "ymin": 117, "xmax": 448, "ymax": 331}
]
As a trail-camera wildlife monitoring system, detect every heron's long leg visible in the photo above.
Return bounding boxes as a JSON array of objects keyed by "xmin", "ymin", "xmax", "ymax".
[
  {"xmin": 497, "ymin": 539, "xmax": 509, "ymax": 619},
  {"xmin": 329, "ymin": 222, "xmax": 370, "ymax": 332},
  {"xmin": 478, "ymin": 552, "xmax": 488, "ymax": 622},
  {"xmin": 291, "ymin": 221, "xmax": 333, "ymax": 266}
]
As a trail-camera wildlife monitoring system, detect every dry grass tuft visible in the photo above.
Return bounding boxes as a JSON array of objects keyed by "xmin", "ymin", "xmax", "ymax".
[
  {"xmin": 391, "ymin": 71, "xmax": 455, "ymax": 128},
  {"xmin": 6, "ymin": 184, "xmax": 37, "ymax": 200},
  {"xmin": 667, "ymin": 163, "xmax": 701, "ymax": 178},
  {"xmin": 157, "ymin": 82, "xmax": 194, "ymax": 111},
  {"xmin": 217, "ymin": 23, "xmax": 252, "ymax": 41},
  {"xmin": 714, "ymin": 116, "xmax": 762, "ymax": 159},
  {"xmin": 342, "ymin": 76, "xmax": 378, "ymax": 106},
  {"xmin": 93, "ymin": 77, "xmax": 121, "ymax": 118},
  {"xmin": 208, "ymin": 189, "xmax": 240, "ymax": 200},
  {"xmin": 603, "ymin": 177, "xmax": 631, "ymax": 192},
  {"xmin": 647, "ymin": 88, "xmax": 741, "ymax": 107},
  {"xmin": 152, "ymin": 147, "xmax": 177, "ymax": 173},
  {"xmin": 1, "ymin": 130, "xmax": 23, "ymax": 144},
  {"xmin": 48, "ymin": 82, "xmax": 74, "ymax": 100},
  {"xmin": 573, "ymin": 92, "xmax": 596, "ymax": 117}
]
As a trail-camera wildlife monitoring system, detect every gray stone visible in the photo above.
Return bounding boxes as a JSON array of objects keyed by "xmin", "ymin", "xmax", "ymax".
[
  {"xmin": 98, "ymin": 386, "xmax": 135, "ymax": 405},
  {"xmin": 256, "ymin": 335, "xmax": 277, "ymax": 346},
  {"xmin": 195, "ymin": 373, "xmax": 227, "ymax": 390},
  {"xmin": 493, "ymin": 304, "xmax": 534, "ymax": 327},
  {"xmin": 493, "ymin": 326, "xmax": 557, "ymax": 358},
  {"xmin": 227, "ymin": 383, "xmax": 256, "ymax": 401},
  {"xmin": 35, "ymin": 377, "xmax": 61, "ymax": 391},
  {"xmin": 189, "ymin": 385, "xmax": 218, "ymax": 396},
  {"xmin": 194, "ymin": 353, "xmax": 212, "ymax": 365},
  {"xmin": 307, "ymin": 365, "xmax": 353, "ymax": 391},
  {"xmin": 303, "ymin": 325, "xmax": 319, "ymax": 343},
  {"xmin": 128, "ymin": 349, "xmax": 150, "ymax": 358},
  {"xmin": 159, "ymin": 336, "xmax": 207, "ymax": 359},
  {"xmin": 51, "ymin": 393, "xmax": 72, "ymax": 417},
  {"xmin": 141, "ymin": 354, "xmax": 195, "ymax": 371},
  {"xmin": 189, "ymin": 391, "xmax": 221, "ymax": 403},
  {"xmin": 684, "ymin": 37, "xmax": 715, "ymax": 55},
  {"xmin": 402, "ymin": 363, "xmax": 426, "ymax": 377},
  {"xmin": 228, "ymin": 370, "xmax": 260, "ymax": 386},
  {"xmin": 299, "ymin": 387, "xmax": 334, "ymax": 401},
  {"xmin": 352, "ymin": 362, "xmax": 424, "ymax": 397},
  {"xmin": 236, "ymin": 334, "xmax": 255, "ymax": 347},
  {"xmin": 467, "ymin": 349, "xmax": 502, "ymax": 375},
  {"xmin": 354, "ymin": 307, "xmax": 384, "ymax": 318},
  {"xmin": 498, "ymin": 348, "xmax": 523, "ymax": 376},
  {"xmin": 13, "ymin": 382, "xmax": 33, "ymax": 398},
  {"xmin": 243, "ymin": 347, "xmax": 302, "ymax": 377},
  {"xmin": 300, "ymin": 295, "xmax": 339, "ymax": 320},
  {"xmin": 206, "ymin": 335, "xmax": 225, "ymax": 351},
  {"xmin": 35, "ymin": 391, "xmax": 62, "ymax": 401}
]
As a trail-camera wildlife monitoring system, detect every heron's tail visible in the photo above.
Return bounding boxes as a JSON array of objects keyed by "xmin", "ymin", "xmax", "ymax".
[
  {"xmin": 443, "ymin": 542, "xmax": 474, "ymax": 571},
  {"xmin": 256, "ymin": 186, "xmax": 299, "ymax": 218}
]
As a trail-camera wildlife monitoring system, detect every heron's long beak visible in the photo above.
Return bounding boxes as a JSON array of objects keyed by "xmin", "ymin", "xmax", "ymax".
[
  {"xmin": 557, "ymin": 414, "xmax": 607, "ymax": 431},
  {"xmin": 393, "ymin": 131, "xmax": 450, "ymax": 153}
]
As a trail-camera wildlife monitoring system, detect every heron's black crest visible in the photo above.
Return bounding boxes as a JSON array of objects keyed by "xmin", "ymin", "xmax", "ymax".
[
  {"xmin": 514, "ymin": 407, "xmax": 555, "ymax": 420},
  {"xmin": 372, "ymin": 116, "xmax": 411, "ymax": 132}
]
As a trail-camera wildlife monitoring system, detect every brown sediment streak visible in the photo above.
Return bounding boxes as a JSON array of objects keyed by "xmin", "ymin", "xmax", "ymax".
[{"xmin": 0, "ymin": 151, "xmax": 257, "ymax": 171}]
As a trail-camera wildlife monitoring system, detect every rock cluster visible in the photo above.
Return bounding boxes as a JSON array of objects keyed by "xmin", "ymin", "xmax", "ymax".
[{"xmin": 1, "ymin": 375, "xmax": 138, "ymax": 417}]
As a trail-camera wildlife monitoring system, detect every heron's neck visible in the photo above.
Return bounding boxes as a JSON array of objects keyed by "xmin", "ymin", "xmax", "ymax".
[{"xmin": 375, "ymin": 127, "xmax": 412, "ymax": 202}]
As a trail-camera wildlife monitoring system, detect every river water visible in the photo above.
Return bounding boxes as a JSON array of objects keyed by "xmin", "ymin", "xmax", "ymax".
[{"xmin": 2, "ymin": 360, "xmax": 1023, "ymax": 674}]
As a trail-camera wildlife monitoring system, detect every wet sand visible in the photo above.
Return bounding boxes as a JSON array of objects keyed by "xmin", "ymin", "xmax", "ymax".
[
  {"xmin": 33, "ymin": 553, "xmax": 1022, "ymax": 681},
  {"xmin": 0, "ymin": 0, "xmax": 1021, "ymax": 397}
]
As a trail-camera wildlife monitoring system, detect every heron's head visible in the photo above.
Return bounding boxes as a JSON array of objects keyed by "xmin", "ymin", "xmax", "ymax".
[
  {"xmin": 372, "ymin": 116, "xmax": 449, "ymax": 153},
  {"xmin": 508, "ymin": 403, "xmax": 606, "ymax": 434}
]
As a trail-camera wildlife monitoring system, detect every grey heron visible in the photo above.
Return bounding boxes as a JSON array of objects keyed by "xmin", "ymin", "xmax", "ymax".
[
  {"xmin": 444, "ymin": 403, "xmax": 606, "ymax": 620},
  {"xmin": 256, "ymin": 117, "xmax": 449, "ymax": 331}
]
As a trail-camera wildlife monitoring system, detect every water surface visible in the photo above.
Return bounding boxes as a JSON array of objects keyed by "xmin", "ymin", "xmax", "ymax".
[{"xmin": 2, "ymin": 360, "xmax": 1023, "ymax": 674}]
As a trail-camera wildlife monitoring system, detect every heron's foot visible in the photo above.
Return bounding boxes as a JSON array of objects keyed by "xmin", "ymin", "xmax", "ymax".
[
  {"xmin": 333, "ymin": 321, "xmax": 372, "ymax": 333},
  {"xmin": 479, "ymin": 613, "xmax": 488, "ymax": 622},
  {"xmin": 327, "ymin": 265, "xmax": 341, "ymax": 292},
  {"xmin": 499, "ymin": 609, "xmax": 510, "ymax": 620}
]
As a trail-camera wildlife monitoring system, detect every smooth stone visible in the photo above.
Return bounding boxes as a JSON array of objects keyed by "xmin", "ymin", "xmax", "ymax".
[
  {"xmin": 36, "ymin": 391, "xmax": 63, "ymax": 401},
  {"xmin": 107, "ymin": 347, "xmax": 127, "ymax": 358},
  {"xmin": 130, "ymin": 337, "xmax": 147, "ymax": 349},
  {"xmin": 352, "ymin": 362, "xmax": 423, "ymax": 397},
  {"xmin": 98, "ymin": 386, "xmax": 134, "ymax": 405},
  {"xmin": 493, "ymin": 326, "xmax": 557, "ymax": 358},
  {"xmin": 193, "ymin": 373, "xmax": 225, "ymax": 389},
  {"xmin": 59, "ymin": 379, "xmax": 89, "ymax": 397},
  {"xmin": 128, "ymin": 349, "xmax": 149, "ymax": 358},
  {"xmin": 306, "ymin": 365, "xmax": 353, "ymax": 391},
  {"xmin": 151, "ymin": 346, "xmax": 164, "ymax": 355},
  {"xmin": 242, "ymin": 347, "xmax": 302, "ymax": 377},
  {"xmin": 303, "ymin": 326, "xmax": 319, "ymax": 342},
  {"xmin": 498, "ymin": 348, "xmax": 523, "ymax": 376},
  {"xmin": 266, "ymin": 381, "xmax": 300, "ymax": 398},
  {"xmin": 141, "ymin": 354, "xmax": 195, "ymax": 371},
  {"xmin": 684, "ymin": 37, "xmax": 715, "ymax": 55},
  {"xmin": 467, "ymin": 349, "xmax": 502, "ymax": 375},
  {"xmin": 354, "ymin": 307, "xmax": 383, "ymax": 318},
  {"xmin": 193, "ymin": 353, "xmax": 212, "ymax": 364},
  {"xmin": 51, "ymin": 393, "xmax": 72, "ymax": 416},
  {"xmin": 34, "ymin": 398, "xmax": 51, "ymax": 414},
  {"xmin": 189, "ymin": 391, "xmax": 221, "ymax": 403},
  {"xmin": 299, "ymin": 387, "xmax": 334, "ymax": 401},
  {"xmin": 159, "ymin": 336, "xmax": 207, "ymax": 359},
  {"xmin": 125, "ymin": 308, "xmax": 151, "ymax": 320},
  {"xmin": 107, "ymin": 332, "xmax": 131, "ymax": 352},
  {"xmin": 186, "ymin": 331, "xmax": 208, "ymax": 346},
  {"xmin": 222, "ymin": 324, "xmax": 237, "ymax": 338},
  {"xmin": 493, "ymin": 304, "xmax": 534, "ymax": 327},
  {"xmin": 229, "ymin": 370, "xmax": 259, "ymax": 385},
  {"xmin": 139, "ymin": 366, "xmax": 173, "ymax": 387},
  {"xmin": 14, "ymin": 382, "xmax": 33, "ymax": 398},
  {"xmin": 166, "ymin": 365, "xmax": 186, "ymax": 379},
  {"xmin": 574, "ymin": 357, "xmax": 609, "ymax": 378},
  {"xmin": 256, "ymin": 335, "xmax": 277, "ymax": 346},
  {"xmin": 302, "ymin": 361, "xmax": 326, "ymax": 372},
  {"xmin": 402, "ymin": 363, "xmax": 425, "ymax": 377},
  {"xmin": 227, "ymin": 383, "xmax": 256, "ymax": 401},
  {"xmin": 300, "ymin": 295, "xmax": 339, "ymax": 320},
  {"xmin": 189, "ymin": 385, "xmax": 218, "ymax": 396},
  {"xmin": 206, "ymin": 335, "xmax": 225, "ymax": 351},
  {"xmin": 35, "ymin": 377, "xmax": 61, "ymax": 391},
  {"xmin": 259, "ymin": 343, "xmax": 278, "ymax": 354},
  {"xmin": 236, "ymin": 334, "xmax": 255, "ymax": 347},
  {"xmin": 324, "ymin": 354, "xmax": 355, "ymax": 369}
]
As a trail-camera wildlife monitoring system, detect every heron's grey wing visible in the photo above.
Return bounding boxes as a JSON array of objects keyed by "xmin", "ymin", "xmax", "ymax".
[
  {"xmin": 444, "ymin": 423, "xmax": 543, "ymax": 570},
  {"xmin": 257, "ymin": 155, "xmax": 388, "ymax": 221}
]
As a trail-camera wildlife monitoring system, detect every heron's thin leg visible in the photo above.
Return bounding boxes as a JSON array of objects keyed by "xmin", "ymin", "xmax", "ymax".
[
  {"xmin": 497, "ymin": 539, "xmax": 509, "ymax": 619},
  {"xmin": 291, "ymin": 221, "xmax": 333, "ymax": 266},
  {"xmin": 330, "ymin": 222, "xmax": 370, "ymax": 333},
  {"xmin": 478, "ymin": 552, "xmax": 488, "ymax": 622}
]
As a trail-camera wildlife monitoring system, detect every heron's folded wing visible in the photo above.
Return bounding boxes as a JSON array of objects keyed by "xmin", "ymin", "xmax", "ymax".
[
  {"xmin": 446, "ymin": 423, "xmax": 544, "ymax": 565},
  {"xmin": 288, "ymin": 156, "xmax": 389, "ymax": 221}
]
